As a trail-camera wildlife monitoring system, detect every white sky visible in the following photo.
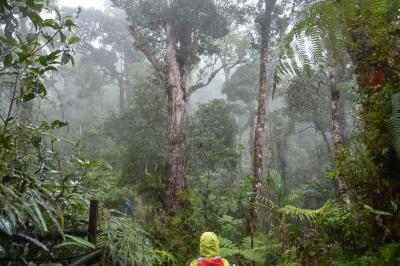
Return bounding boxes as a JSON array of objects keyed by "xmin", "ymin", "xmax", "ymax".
[{"xmin": 59, "ymin": 0, "xmax": 107, "ymax": 10}]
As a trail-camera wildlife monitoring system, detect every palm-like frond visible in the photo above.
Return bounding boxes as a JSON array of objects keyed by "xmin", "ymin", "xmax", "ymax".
[
  {"xmin": 279, "ymin": 199, "xmax": 337, "ymax": 222},
  {"xmin": 269, "ymin": 169, "xmax": 284, "ymax": 204},
  {"xmin": 219, "ymin": 236, "xmax": 240, "ymax": 257},
  {"xmin": 282, "ymin": 192, "xmax": 298, "ymax": 205},
  {"xmin": 256, "ymin": 194, "xmax": 279, "ymax": 212},
  {"xmin": 273, "ymin": 0, "xmax": 390, "ymax": 92}
]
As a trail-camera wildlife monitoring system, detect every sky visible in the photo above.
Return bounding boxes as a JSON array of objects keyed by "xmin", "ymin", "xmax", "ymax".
[{"xmin": 59, "ymin": 0, "xmax": 107, "ymax": 10}]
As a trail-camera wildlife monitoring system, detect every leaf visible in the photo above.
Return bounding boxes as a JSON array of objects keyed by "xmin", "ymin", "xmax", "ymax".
[
  {"xmin": 29, "ymin": 12, "xmax": 43, "ymax": 28},
  {"xmin": 23, "ymin": 93, "xmax": 36, "ymax": 101},
  {"xmin": 369, "ymin": 210, "xmax": 394, "ymax": 216},
  {"xmin": 54, "ymin": 241, "xmax": 90, "ymax": 249},
  {"xmin": 51, "ymin": 120, "xmax": 68, "ymax": 129},
  {"xmin": 68, "ymin": 36, "xmax": 80, "ymax": 45},
  {"xmin": 15, "ymin": 233, "xmax": 49, "ymax": 252},
  {"xmin": 88, "ymin": 160, "xmax": 104, "ymax": 168},
  {"xmin": 44, "ymin": 66, "xmax": 58, "ymax": 72},
  {"xmin": 26, "ymin": 0, "xmax": 34, "ymax": 7},
  {"xmin": 33, "ymin": 4, "xmax": 44, "ymax": 11},
  {"xmin": 363, "ymin": 204, "xmax": 373, "ymax": 210},
  {"xmin": 3, "ymin": 53, "xmax": 13, "ymax": 66},
  {"xmin": 38, "ymin": 56, "xmax": 47, "ymax": 66},
  {"xmin": 61, "ymin": 52, "xmax": 71, "ymax": 65},
  {"xmin": 65, "ymin": 234, "xmax": 96, "ymax": 249},
  {"xmin": 37, "ymin": 82, "xmax": 46, "ymax": 97},
  {"xmin": 59, "ymin": 31, "xmax": 66, "ymax": 44},
  {"xmin": 26, "ymin": 33, "xmax": 37, "ymax": 43},
  {"xmin": 64, "ymin": 19, "xmax": 76, "ymax": 31},
  {"xmin": 32, "ymin": 201, "xmax": 48, "ymax": 232},
  {"xmin": 43, "ymin": 19, "xmax": 60, "ymax": 29}
]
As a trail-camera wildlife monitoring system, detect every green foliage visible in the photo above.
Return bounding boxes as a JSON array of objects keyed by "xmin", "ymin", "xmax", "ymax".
[
  {"xmin": 219, "ymin": 234, "xmax": 281, "ymax": 265},
  {"xmin": 0, "ymin": 3, "xmax": 175, "ymax": 264},
  {"xmin": 273, "ymin": 0, "xmax": 395, "ymax": 90},
  {"xmin": 112, "ymin": 0, "xmax": 230, "ymax": 70},
  {"xmin": 0, "ymin": 0, "xmax": 78, "ymax": 99},
  {"xmin": 268, "ymin": 2, "xmax": 400, "ymax": 263},
  {"xmin": 290, "ymin": 203, "xmax": 400, "ymax": 265},
  {"xmin": 218, "ymin": 214, "xmax": 245, "ymax": 243},
  {"xmin": 188, "ymin": 99, "xmax": 240, "ymax": 172},
  {"xmin": 222, "ymin": 63, "xmax": 258, "ymax": 105},
  {"xmin": 156, "ymin": 194, "xmax": 202, "ymax": 265},
  {"xmin": 99, "ymin": 209, "xmax": 177, "ymax": 265},
  {"xmin": 389, "ymin": 93, "xmax": 400, "ymax": 159},
  {"xmin": 64, "ymin": 234, "xmax": 96, "ymax": 249},
  {"xmin": 0, "ymin": 1, "xmax": 80, "ymax": 258},
  {"xmin": 258, "ymin": 170, "xmax": 333, "ymax": 222},
  {"xmin": 102, "ymin": 75, "xmax": 169, "ymax": 206}
]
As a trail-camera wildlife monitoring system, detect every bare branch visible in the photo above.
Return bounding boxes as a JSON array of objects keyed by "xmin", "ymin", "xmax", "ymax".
[{"xmin": 189, "ymin": 59, "xmax": 246, "ymax": 95}]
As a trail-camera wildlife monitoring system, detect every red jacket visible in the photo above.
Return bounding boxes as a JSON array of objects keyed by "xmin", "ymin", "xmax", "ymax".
[{"xmin": 197, "ymin": 257, "xmax": 225, "ymax": 266}]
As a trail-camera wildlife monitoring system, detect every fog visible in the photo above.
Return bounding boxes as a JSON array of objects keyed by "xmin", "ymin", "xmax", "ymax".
[{"xmin": 3, "ymin": 0, "xmax": 393, "ymax": 265}]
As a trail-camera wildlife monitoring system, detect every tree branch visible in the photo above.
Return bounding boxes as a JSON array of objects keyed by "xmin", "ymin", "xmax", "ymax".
[
  {"xmin": 189, "ymin": 59, "xmax": 246, "ymax": 95},
  {"xmin": 128, "ymin": 25, "xmax": 162, "ymax": 72}
]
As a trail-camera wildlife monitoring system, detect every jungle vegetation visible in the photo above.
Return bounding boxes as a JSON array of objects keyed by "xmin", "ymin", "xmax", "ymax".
[{"xmin": 0, "ymin": 0, "xmax": 400, "ymax": 265}]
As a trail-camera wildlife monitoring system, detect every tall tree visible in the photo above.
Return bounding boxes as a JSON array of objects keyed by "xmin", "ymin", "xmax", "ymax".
[
  {"xmin": 223, "ymin": 62, "xmax": 258, "ymax": 164},
  {"xmin": 275, "ymin": 0, "xmax": 400, "ymax": 204},
  {"xmin": 250, "ymin": 0, "xmax": 277, "ymax": 243},
  {"xmin": 69, "ymin": 7, "xmax": 140, "ymax": 113},
  {"xmin": 112, "ymin": 0, "xmax": 244, "ymax": 212}
]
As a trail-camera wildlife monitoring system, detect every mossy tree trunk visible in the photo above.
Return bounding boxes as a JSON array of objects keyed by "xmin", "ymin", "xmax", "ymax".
[{"xmin": 250, "ymin": 0, "xmax": 277, "ymax": 247}]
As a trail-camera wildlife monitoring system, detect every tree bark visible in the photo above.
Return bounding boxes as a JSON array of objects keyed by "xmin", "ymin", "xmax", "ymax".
[
  {"xmin": 223, "ymin": 66, "xmax": 231, "ymax": 82},
  {"xmin": 330, "ymin": 81, "xmax": 351, "ymax": 209},
  {"xmin": 164, "ymin": 0, "xmax": 187, "ymax": 212},
  {"xmin": 248, "ymin": 108, "xmax": 255, "ymax": 160},
  {"xmin": 117, "ymin": 77, "xmax": 126, "ymax": 113},
  {"xmin": 249, "ymin": 0, "xmax": 276, "ymax": 245}
]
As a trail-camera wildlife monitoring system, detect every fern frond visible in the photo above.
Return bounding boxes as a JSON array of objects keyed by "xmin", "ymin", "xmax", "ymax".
[
  {"xmin": 269, "ymin": 169, "xmax": 284, "ymax": 203},
  {"xmin": 285, "ymin": 192, "xmax": 303, "ymax": 206},
  {"xmin": 389, "ymin": 93, "xmax": 400, "ymax": 159},
  {"xmin": 306, "ymin": 26, "xmax": 324, "ymax": 66},
  {"xmin": 240, "ymin": 234, "xmax": 280, "ymax": 263},
  {"xmin": 219, "ymin": 237, "xmax": 240, "ymax": 257},
  {"xmin": 279, "ymin": 199, "xmax": 337, "ymax": 222},
  {"xmin": 256, "ymin": 194, "xmax": 279, "ymax": 211}
]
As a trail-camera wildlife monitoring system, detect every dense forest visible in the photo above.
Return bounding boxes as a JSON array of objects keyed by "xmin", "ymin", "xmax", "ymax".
[{"xmin": 1, "ymin": 0, "xmax": 400, "ymax": 265}]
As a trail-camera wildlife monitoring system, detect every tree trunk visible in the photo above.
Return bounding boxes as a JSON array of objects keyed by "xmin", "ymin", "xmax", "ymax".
[
  {"xmin": 19, "ymin": 17, "xmax": 33, "ymax": 126},
  {"xmin": 265, "ymin": 108, "xmax": 275, "ymax": 167},
  {"xmin": 248, "ymin": 108, "xmax": 255, "ymax": 160},
  {"xmin": 165, "ymin": 0, "xmax": 187, "ymax": 212},
  {"xmin": 223, "ymin": 67, "xmax": 231, "ymax": 82},
  {"xmin": 314, "ymin": 120, "xmax": 332, "ymax": 156},
  {"xmin": 249, "ymin": 0, "xmax": 276, "ymax": 246},
  {"xmin": 117, "ymin": 77, "xmax": 126, "ymax": 113},
  {"xmin": 330, "ymin": 82, "xmax": 351, "ymax": 209}
]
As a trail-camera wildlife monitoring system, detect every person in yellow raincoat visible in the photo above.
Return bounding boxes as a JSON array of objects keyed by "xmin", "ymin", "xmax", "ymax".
[{"xmin": 190, "ymin": 232, "xmax": 230, "ymax": 266}]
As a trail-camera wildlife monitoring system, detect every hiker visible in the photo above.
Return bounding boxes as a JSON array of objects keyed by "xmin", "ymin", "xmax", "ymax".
[{"xmin": 190, "ymin": 232, "xmax": 230, "ymax": 266}]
